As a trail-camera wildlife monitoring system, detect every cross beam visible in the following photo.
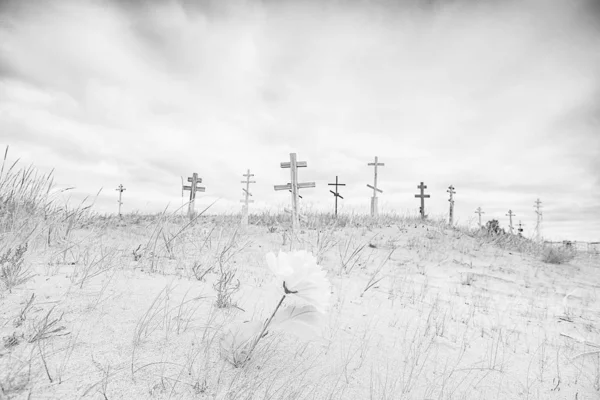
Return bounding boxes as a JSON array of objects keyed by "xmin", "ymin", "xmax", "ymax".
[
  {"xmin": 367, "ymin": 156, "xmax": 384, "ymax": 216},
  {"xmin": 328, "ymin": 175, "xmax": 345, "ymax": 216},
  {"xmin": 474, "ymin": 207, "xmax": 485, "ymax": 227},
  {"xmin": 240, "ymin": 169, "xmax": 256, "ymax": 226},
  {"xmin": 274, "ymin": 153, "xmax": 315, "ymax": 231},
  {"xmin": 183, "ymin": 172, "xmax": 205, "ymax": 219},
  {"xmin": 414, "ymin": 182, "xmax": 430, "ymax": 219}
]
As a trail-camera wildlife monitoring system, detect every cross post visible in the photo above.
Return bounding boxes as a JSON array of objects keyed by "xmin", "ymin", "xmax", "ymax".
[
  {"xmin": 447, "ymin": 185, "xmax": 456, "ymax": 226},
  {"xmin": 534, "ymin": 198, "xmax": 543, "ymax": 242},
  {"xmin": 274, "ymin": 153, "xmax": 315, "ymax": 231},
  {"xmin": 183, "ymin": 172, "xmax": 205, "ymax": 220},
  {"xmin": 328, "ymin": 175, "xmax": 345, "ymax": 217},
  {"xmin": 116, "ymin": 184, "xmax": 126, "ymax": 217},
  {"xmin": 474, "ymin": 207, "xmax": 485, "ymax": 228},
  {"xmin": 506, "ymin": 210, "xmax": 516, "ymax": 234},
  {"xmin": 367, "ymin": 156, "xmax": 384, "ymax": 217},
  {"xmin": 240, "ymin": 169, "xmax": 256, "ymax": 227},
  {"xmin": 414, "ymin": 182, "xmax": 430, "ymax": 219}
]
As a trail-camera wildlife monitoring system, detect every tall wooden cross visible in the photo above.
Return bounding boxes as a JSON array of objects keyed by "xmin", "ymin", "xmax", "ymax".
[
  {"xmin": 274, "ymin": 153, "xmax": 315, "ymax": 231},
  {"xmin": 506, "ymin": 210, "xmax": 516, "ymax": 234},
  {"xmin": 328, "ymin": 176, "xmax": 345, "ymax": 217},
  {"xmin": 534, "ymin": 198, "xmax": 543, "ymax": 241},
  {"xmin": 367, "ymin": 156, "xmax": 384, "ymax": 217},
  {"xmin": 240, "ymin": 169, "xmax": 255, "ymax": 226},
  {"xmin": 183, "ymin": 173, "xmax": 205, "ymax": 219},
  {"xmin": 447, "ymin": 185, "xmax": 456, "ymax": 226},
  {"xmin": 415, "ymin": 182, "xmax": 430, "ymax": 219},
  {"xmin": 474, "ymin": 207, "xmax": 485, "ymax": 228},
  {"xmin": 115, "ymin": 184, "xmax": 126, "ymax": 217}
]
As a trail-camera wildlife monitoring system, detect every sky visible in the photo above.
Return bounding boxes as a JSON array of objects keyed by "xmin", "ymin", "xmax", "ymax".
[{"xmin": 1, "ymin": 0, "xmax": 599, "ymax": 242}]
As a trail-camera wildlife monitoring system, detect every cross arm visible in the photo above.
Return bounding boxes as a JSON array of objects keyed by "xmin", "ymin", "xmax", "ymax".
[
  {"xmin": 367, "ymin": 184, "xmax": 383, "ymax": 193},
  {"xmin": 280, "ymin": 161, "xmax": 308, "ymax": 168}
]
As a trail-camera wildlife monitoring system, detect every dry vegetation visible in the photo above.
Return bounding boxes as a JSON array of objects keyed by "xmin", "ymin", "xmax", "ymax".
[{"xmin": 1, "ymin": 153, "xmax": 599, "ymax": 400}]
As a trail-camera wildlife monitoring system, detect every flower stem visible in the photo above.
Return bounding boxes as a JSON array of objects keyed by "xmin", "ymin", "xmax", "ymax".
[{"xmin": 242, "ymin": 294, "xmax": 286, "ymax": 365}]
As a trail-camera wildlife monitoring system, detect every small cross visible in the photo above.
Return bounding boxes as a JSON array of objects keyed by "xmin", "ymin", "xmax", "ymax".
[
  {"xmin": 328, "ymin": 175, "xmax": 346, "ymax": 216},
  {"xmin": 414, "ymin": 182, "xmax": 430, "ymax": 219}
]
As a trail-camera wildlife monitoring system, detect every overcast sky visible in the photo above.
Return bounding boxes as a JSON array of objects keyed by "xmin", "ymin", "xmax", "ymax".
[{"xmin": 1, "ymin": 0, "xmax": 599, "ymax": 242}]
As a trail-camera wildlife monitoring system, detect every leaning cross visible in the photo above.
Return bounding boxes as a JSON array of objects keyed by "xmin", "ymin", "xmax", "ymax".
[
  {"xmin": 328, "ymin": 175, "xmax": 345, "ymax": 217},
  {"xmin": 183, "ymin": 173, "xmax": 205, "ymax": 219},
  {"xmin": 240, "ymin": 169, "xmax": 256, "ymax": 227},
  {"xmin": 414, "ymin": 182, "xmax": 430, "ymax": 219},
  {"xmin": 367, "ymin": 156, "xmax": 384, "ymax": 217},
  {"xmin": 274, "ymin": 153, "xmax": 315, "ymax": 231},
  {"xmin": 506, "ymin": 210, "xmax": 516, "ymax": 234},
  {"xmin": 474, "ymin": 207, "xmax": 485, "ymax": 228},
  {"xmin": 447, "ymin": 185, "xmax": 456, "ymax": 226}
]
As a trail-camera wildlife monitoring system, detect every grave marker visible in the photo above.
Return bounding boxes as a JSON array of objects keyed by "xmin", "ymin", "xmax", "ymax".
[
  {"xmin": 115, "ymin": 184, "xmax": 126, "ymax": 217},
  {"xmin": 367, "ymin": 156, "xmax": 384, "ymax": 217},
  {"xmin": 274, "ymin": 153, "xmax": 315, "ymax": 231},
  {"xmin": 240, "ymin": 169, "xmax": 255, "ymax": 226},
  {"xmin": 414, "ymin": 182, "xmax": 430, "ymax": 219},
  {"xmin": 183, "ymin": 172, "xmax": 205, "ymax": 219},
  {"xmin": 517, "ymin": 220, "xmax": 524, "ymax": 237},
  {"xmin": 447, "ymin": 185, "xmax": 456, "ymax": 225},
  {"xmin": 328, "ymin": 176, "xmax": 345, "ymax": 217},
  {"xmin": 534, "ymin": 198, "xmax": 543, "ymax": 241},
  {"xmin": 506, "ymin": 210, "xmax": 516, "ymax": 234},
  {"xmin": 475, "ymin": 207, "xmax": 485, "ymax": 228}
]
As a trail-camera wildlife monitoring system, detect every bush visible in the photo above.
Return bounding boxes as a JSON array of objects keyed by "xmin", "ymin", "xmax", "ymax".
[{"xmin": 541, "ymin": 245, "xmax": 575, "ymax": 264}]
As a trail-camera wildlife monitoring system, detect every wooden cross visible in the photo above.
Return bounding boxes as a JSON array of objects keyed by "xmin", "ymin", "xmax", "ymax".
[
  {"xmin": 534, "ymin": 198, "xmax": 543, "ymax": 241},
  {"xmin": 447, "ymin": 185, "xmax": 456, "ymax": 226},
  {"xmin": 115, "ymin": 184, "xmax": 126, "ymax": 217},
  {"xmin": 240, "ymin": 169, "xmax": 255, "ymax": 226},
  {"xmin": 328, "ymin": 176, "xmax": 345, "ymax": 217},
  {"xmin": 274, "ymin": 153, "xmax": 315, "ymax": 231},
  {"xmin": 414, "ymin": 182, "xmax": 430, "ymax": 219},
  {"xmin": 474, "ymin": 207, "xmax": 485, "ymax": 228},
  {"xmin": 367, "ymin": 156, "xmax": 384, "ymax": 217},
  {"xmin": 506, "ymin": 210, "xmax": 516, "ymax": 234},
  {"xmin": 183, "ymin": 172, "xmax": 205, "ymax": 219}
]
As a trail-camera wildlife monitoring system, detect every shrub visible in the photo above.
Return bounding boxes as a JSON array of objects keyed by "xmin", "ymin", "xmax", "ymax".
[{"xmin": 541, "ymin": 245, "xmax": 575, "ymax": 264}]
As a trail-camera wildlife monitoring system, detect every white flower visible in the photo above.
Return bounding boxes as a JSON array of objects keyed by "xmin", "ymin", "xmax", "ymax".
[{"xmin": 266, "ymin": 250, "xmax": 331, "ymax": 313}]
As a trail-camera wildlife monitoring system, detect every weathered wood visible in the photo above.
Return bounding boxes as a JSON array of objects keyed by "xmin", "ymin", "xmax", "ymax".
[
  {"xmin": 367, "ymin": 156, "xmax": 385, "ymax": 217},
  {"xmin": 240, "ymin": 169, "xmax": 256, "ymax": 226},
  {"xmin": 115, "ymin": 184, "xmax": 126, "ymax": 217},
  {"xmin": 274, "ymin": 153, "xmax": 314, "ymax": 231},
  {"xmin": 328, "ymin": 176, "xmax": 345, "ymax": 216},
  {"xmin": 534, "ymin": 198, "xmax": 543, "ymax": 241},
  {"xmin": 447, "ymin": 185, "xmax": 456, "ymax": 226},
  {"xmin": 414, "ymin": 182, "xmax": 430, "ymax": 219},
  {"xmin": 506, "ymin": 210, "xmax": 516, "ymax": 234},
  {"xmin": 474, "ymin": 207, "xmax": 485, "ymax": 227},
  {"xmin": 183, "ymin": 172, "xmax": 206, "ymax": 220}
]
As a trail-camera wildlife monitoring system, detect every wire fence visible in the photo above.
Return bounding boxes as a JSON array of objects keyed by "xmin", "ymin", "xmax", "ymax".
[{"xmin": 544, "ymin": 240, "xmax": 600, "ymax": 256}]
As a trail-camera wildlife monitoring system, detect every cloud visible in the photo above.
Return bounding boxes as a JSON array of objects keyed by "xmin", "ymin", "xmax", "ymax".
[{"xmin": 1, "ymin": 0, "xmax": 599, "ymax": 240}]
